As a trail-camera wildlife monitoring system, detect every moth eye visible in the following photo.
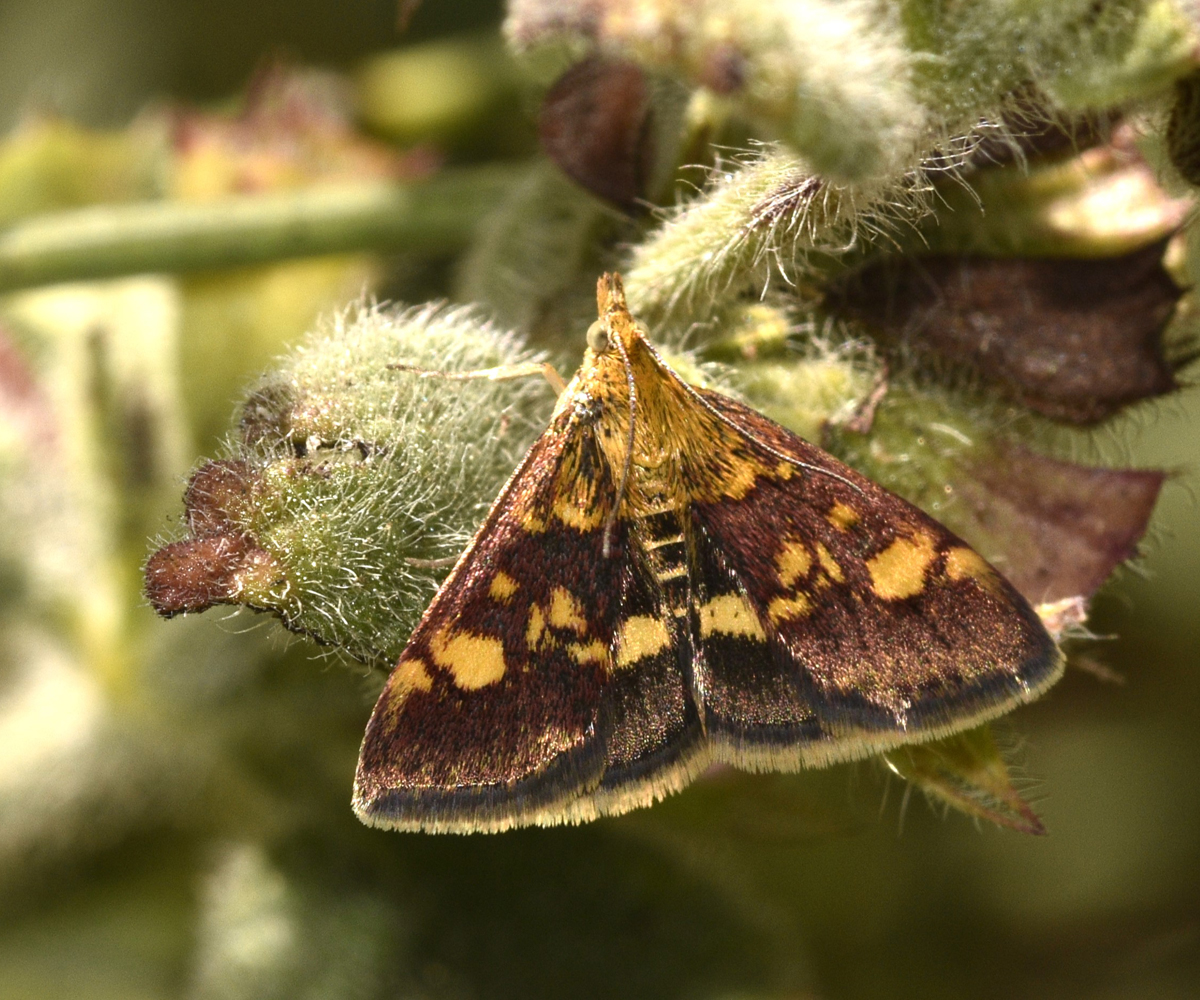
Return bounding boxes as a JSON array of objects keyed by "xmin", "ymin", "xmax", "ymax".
[{"xmin": 586, "ymin": 320, "xmax": 611, "ymax": 353}]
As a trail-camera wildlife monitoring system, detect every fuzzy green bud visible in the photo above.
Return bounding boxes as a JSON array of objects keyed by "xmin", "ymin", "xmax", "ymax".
[
  {"xmin": 1040, "ymin": 0, "xmax": 1197, "ymax": 110},
  {"xmin": 923, "ymin": 136, "xmax": 1190, "ymax": 258},
  {"xmin": 729, "ymin": 327, "xmax": 878, "ymax": 443},
  {"xmin": 146, "ymin": 304, "xmax": 553, "ymax": 667},
  {"xmin": 882, "ymin": 725, "xmax": 1046, "ymax": 835},
  {"xmin": 623, "ymin": 150, "xmax": 928, "ymax": 339}
]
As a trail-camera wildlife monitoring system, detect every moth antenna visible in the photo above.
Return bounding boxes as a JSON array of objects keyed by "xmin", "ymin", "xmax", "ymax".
[
  {"xmin": 604, "ymin": 334, "xmax": 638, "ymax": 557},
  {"xmin": 387, "ymin": 361, "xmax": 566, "ymax": 394},
  {"xmin": 403, "ymin": 555, "xmax": 459, "ymax": 569}
]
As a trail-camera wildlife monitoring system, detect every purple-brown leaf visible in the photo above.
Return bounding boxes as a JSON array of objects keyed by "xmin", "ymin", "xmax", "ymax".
[
  {"xmin": 539, "ymin": 56, "xmax": 653, "ymax": 210},
  {"xmin": 958, "ymin": 443, "xmax": 1165, "ymax": 604},
  {"xmin": 826, "ymin": 242, "xmax": 1182, "ymax": 423}
]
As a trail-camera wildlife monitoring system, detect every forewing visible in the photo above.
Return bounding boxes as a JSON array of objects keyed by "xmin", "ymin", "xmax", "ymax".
[
  {"xmin": 687, "ymin": 388, "xmax": 1062, "ymax": 769},
  {"xmin": 354, "ymin": 406, "xmax": 706, "ymax": 832},
  {"xmin": 354, "ymin": 411, "xmax": 623, "ymax": 833}
]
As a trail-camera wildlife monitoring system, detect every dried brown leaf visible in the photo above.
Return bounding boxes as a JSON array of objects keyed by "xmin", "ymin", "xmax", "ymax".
[
  {"xmin": 959, "ymin": 443, "xmax": 1165, "ymax": 603},
  {"xmin": 826, "ymin": 242, "xmax": 1182, "ymax": 423},
  {"xmin": 145, "ymin": 460, "xmax": 281, "ymax": 616},
  {"xmin": 539, "ymin": 56, "xmax": 653, "ymax": 210}
]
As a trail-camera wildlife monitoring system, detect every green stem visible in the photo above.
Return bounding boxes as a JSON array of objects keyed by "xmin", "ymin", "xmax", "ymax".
[{"xmin": 0, "ymin": 165, "xmax": 519, "ymax": 293}]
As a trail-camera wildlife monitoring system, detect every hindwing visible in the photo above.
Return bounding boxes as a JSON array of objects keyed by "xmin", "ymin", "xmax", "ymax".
[{"xmin": 685, "ymin": 388, "xmax": 1062, "ymax": 769}]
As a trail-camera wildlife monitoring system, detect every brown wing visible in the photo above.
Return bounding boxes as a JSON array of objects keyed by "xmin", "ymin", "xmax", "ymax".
[
  {"xmin": 685, "ymin": 388, "xmax": 1062, "ymax": 771},
  {"xmin": 353, "ymin": 407, "xmax": 705, "ymax": 833}
]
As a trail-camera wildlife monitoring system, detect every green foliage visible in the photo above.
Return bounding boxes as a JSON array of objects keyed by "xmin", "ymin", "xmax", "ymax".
[
  {"xmin": 1, "ymin": 2, "xmax": 1199, "ymax": 998},
  {"xmin": 227, "ymin": 304, "xmax": 551, "ymax": 664}
]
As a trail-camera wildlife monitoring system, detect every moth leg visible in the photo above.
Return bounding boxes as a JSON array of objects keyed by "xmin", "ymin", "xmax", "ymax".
[
  {"xmin": 837, "ymin": 361, "xmax": 889, "ymax": 436},
  {"xmin": 403, "ymin": 555, "xmax": 459, "ymax": 569},
  {"xmin": 388, "ymin": 361, "xmax": 567, "ymax": 394}
]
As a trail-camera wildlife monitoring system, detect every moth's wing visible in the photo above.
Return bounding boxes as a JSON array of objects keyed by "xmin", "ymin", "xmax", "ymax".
[
  {"xmin": 685, "ymin": 388, "xmax": 1063, "ymax": 770},
  {"xmin": 354, "ymin": 409, "xmax": 704, "ymax": 833},
  {"xmin": 561, "ymin": 539, "xmax": 709, "ymax": 825},
  {"xmin": 353, "ymin": 410, "xmax": 614, "ymax": 833}
]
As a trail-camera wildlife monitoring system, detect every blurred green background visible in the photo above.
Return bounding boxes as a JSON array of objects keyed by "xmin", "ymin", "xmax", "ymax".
[{"xmin": 0, "ymin": 2, "xmax": 1197, "ymax": 999}]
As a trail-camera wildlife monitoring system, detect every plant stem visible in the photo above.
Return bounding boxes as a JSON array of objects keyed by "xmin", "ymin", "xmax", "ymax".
[{"xmin": 0, "ymin": 165, "xmax": 519, "ymax": 293}]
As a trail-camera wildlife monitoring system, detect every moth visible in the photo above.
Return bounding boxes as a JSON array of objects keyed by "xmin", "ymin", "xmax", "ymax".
[{"xmin": 354, "ymin": 273, "xmax": 1062, "ymax": 833}]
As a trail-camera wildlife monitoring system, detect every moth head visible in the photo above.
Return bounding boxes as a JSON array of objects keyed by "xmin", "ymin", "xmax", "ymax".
[
  {"xmin": 592, "ymin": 272, "xmax": 646, "ymax": 359},
  {"xmin": 586, "ymin": 319, "xmax": 612, "ymax": 354}
]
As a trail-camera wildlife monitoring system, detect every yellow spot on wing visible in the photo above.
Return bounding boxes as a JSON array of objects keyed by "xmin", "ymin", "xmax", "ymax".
[
  {"xmin": 679, "ymin": 434, "xmax": 765, "ymax": 504},
  {"xmin": 548, "ymin": 587, "xmax": 587, "ymax": 632},
  {"xmin": 776, "ymin": 540, "xmax": 812, "ymax": 588},
  {"xmin": 774, "ymin": 460, "xmax": 795, "ymax": 481},
  {"xmin": 431, "ymin": 630, "xmax": 507, "ymax": 690},
  {"xmin": 555, "ymin": 499, "xmax": 605, "ymax": 530},
  {"xmin": 489, "ymin": 571, "xmax": 519, "ymax": 602},
  {"xmin": 568, "ymin": 639, "xmax": 608, "ymax": 666},
  {"xmin": 615, "ymin": 615, "xmax": 671, "ymax": 669},
  {"xmin": 815, "ymin": 542, "xmax": 844, "ymax": 583},
  {"xmin": 380, "ymin": 657, "xmax": 433, "ymax": 729},
  {"xmin": 827, "ymin": 501, "xmax": 860, "ymax": 530},
  {"xmin": 700, "ymin": 456, "xmax": 760, "ymax": 502},
  {"xmin": 698, "ymin": 593, "xmax": 767, "ymax": 640},
  {"xmin": 526, "ymin": 605, "xmax": 546, "ymax": 650},
  {"xmin": 520, "ymin": 508, "xmax": 546, "ymax": 533},
  {"xmin": 392, "ymin": 656, "xmax": 433, "ymax": 693},
  {"xmin": 552, "ymin": 457, "xmax": 606, "ymax": 530},
  {"xmin": 867, "ymin": 532, "xmax": 937, "ymax": 600},
  {"xmin": 944, "ymin": 546, "xmax": 1001, "ymax": 596},
  {"xmin": 768, "ymin": 593, "xmax": 812, "ymax": 623}
]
